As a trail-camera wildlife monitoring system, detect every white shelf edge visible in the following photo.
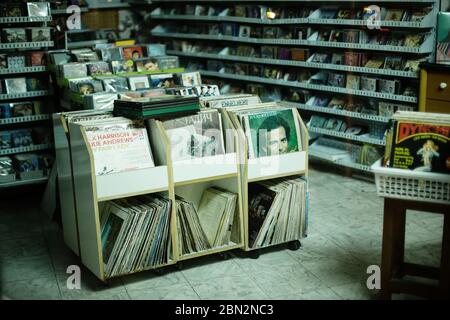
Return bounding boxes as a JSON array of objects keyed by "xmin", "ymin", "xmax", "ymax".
[
  {"xmin": 282, "ymin": 101, "xmax": 390, "ymax": 123},
  {"xmin": 0, "ymin": 143, "xmax": 54, "ymax": 156},
  {"xmin": 67, "ymin": 39, "xmax": 109, "ymax": 49},
  {"xmin": 200, "ymin": 71, "xmax": 417, "ymax": 103},
  {"xmin": 150, "ymin": 14, "xmax": 433, "ymax": 28},
  {"xmin": 0, "ymin": 41, "xmax": 54, "ymax": 49},
  {"xmin": 0, "ymin": 115, "xmax": 51, "ymax": 125},
  {"xmin": 0, "ymin": 176, "xmax": 48, "ymax": 188},
  {"xmin": 167, "ymin": 50, "xmax": 419, "ymax": 79},
  {"xmin": 0, "ymin": 16, "xmax": 52, "ymax": 24},
  {"xmin": 150, "ymin": 0, "xmax": 435, "ymax": 2},
  {"xmin": 51, "ymin": 7, "xmax": 89, "ymax": 15},
  {"xmin": 308, "ymin": 127, "xmax": 386, "ymax": 146},
  {"xmin": 0, "ymin": 66, "xmax": 48, "ymax": 75},
  {"xmin": 151, "ymin": 32, "xmax": 432, "ymax": 54},
  {"xmin": 150, "ymin": 14, "xmax": 308, "ymax": 25},
  {"xmin": 0, "ymin": 90, "xmax": 53, "ymax": 101},
  {"xmin": 309, "ymin": 150, "xmax": 372, "ymax": 172}
]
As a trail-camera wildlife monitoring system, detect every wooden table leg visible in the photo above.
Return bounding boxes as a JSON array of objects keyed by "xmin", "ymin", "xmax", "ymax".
[
  {"xmin": 380, "ymin": 198, "xmax": 395, "ymax": 299},
  {"xmin": 393, "ymin": 201, "xmax": 406, "ymax": 279}
]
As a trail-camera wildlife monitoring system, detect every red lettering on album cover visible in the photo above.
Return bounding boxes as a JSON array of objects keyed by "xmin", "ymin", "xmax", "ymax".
[{"xmin": 397, "ymin": 122, "xmax": 450, "ymax": 143}]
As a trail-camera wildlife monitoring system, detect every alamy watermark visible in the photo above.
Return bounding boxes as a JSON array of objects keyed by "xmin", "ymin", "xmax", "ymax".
[
  {"xmin": 66, "ymin": 265, "xmax": 81, "ymax": 290},
  {"xmin": 365, "ymin": 5, "xmax": 382, "ymax": 30},
  {"xmin": 366, "ymin": 265, "xmax": 381, "ymax": 290},
  {"xmin": 66, "ymin": 5, "xmax": 81, "ymax": 30}
]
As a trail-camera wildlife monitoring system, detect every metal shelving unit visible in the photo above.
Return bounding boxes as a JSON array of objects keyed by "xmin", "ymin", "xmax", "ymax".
[
  {"xmin": 0, "ymin": 115, "xmax": 52, "ymax": 125},
  {"xmin": 0, "ymin": 16, "xmax": 52, "ymax": 24},
  {"xmin": 0, "ymin": 177, "xmax": 49, "ymax": 189},
  {"xmin": 0, "ymin": 143, "xmax": 54, "ymax": 156},
  {"xmin": 0, "ymin": 5, "xmax": 55, "ymax": 188},
  {"xmin": 0, "ymin": 66, "xmax": 48, "ymax": 75},
  {"xmin": 308, "ymin": 127, "xmax": 386, "ymax": 146},
  {"xmin": 152, "ymin": 31, "xmax": 433, "ymax": 53},
  {"xmin": 309, "ymin": 149, "xmax": 372, "ymax": 172},
  {"xmin": 150, "ymin": 14, "xmax": 309, "ymax": 25},
  {"xmin": 51, "ymin": 7, "xmax": 89, "ymax": 15},
  {"xmin": 150, "ymin": 0, "xmax": 436, "ymax": 2},
  {"xmin": 149, "ymin": 0, "xmax": 439, "ymax": 173},
  {"xmin": 200, "ymin": 71, "xmax": 418, "ymax": 103},
  {"xmin": 167, "ymin": 50, "xmax": 419, "ymax": 78},
  {"xmin": 0, "ymin": 41, "xmax": 54, "ymax": 50},
  {"xmin": 282, "ymin": 101, "xmax": 390, "ymax": 123},
  {"xmin": 0, "ymin": 90, "xmax": 53, "ymax": 101}
]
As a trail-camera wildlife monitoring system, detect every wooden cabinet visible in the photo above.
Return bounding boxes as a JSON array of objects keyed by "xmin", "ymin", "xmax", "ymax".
[{"xmin": 419, "ymin": 63, "xmax": 450, "ymax": 114}]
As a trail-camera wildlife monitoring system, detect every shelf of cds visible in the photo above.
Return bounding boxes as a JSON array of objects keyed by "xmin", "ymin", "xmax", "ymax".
[
  {"xmin": 50, "ymin": 6, "xmax": 89, "ymax": 15},
  {"xmin": 0, "ymin": 1, "xmax": 55, "ymax": 188},
  {"xmin": 0, "ymin": 143, "xmax": 53, "ymax": 156},
  {"xmin": 150, "ymin": 31, "xmax": 434, "ymax": 54},
  {"xmin": 0, "ymin": 114, "xmax": 51, "ymax": 125},
  {"xmin": 309, "ymin": 127, "xmax": 386, "ymax": 146},
  {"xmin": 0, "ymin": 66, "xmax": 48, "ymax": 75},
  {"xmin": 167, "ymin": 50, "xmax": 419, "ymax": 79},
  {"xmin": 309, "ymin": 148, "xmax": 372, "ymax": 173},
  {"xmin": 283, "ymin": 101, "xmax": 389, "ymax": 123},
  {"xmin": 149, "ymin": 0, "xmax": 436, "ymax": 3},
  {"xmin": 0, "ymin": 176, "xmax": 48, "ymax": 188},
  {"xmin": 148, "ymin": 0, "xmax": 439, "ymax": 173},
  {"xmin": 0, "ymin": 42, "xmax": 54, "ymax": 50},
  {"xmin": 150, "ymin": 14, "xmax": 309, "ymax": 25},
  {"xmin": 200, "ymin": 71, "xmax": 418, "ymax": 103},
  {"xmin": 150, "ymin": 6, "xmax": 436, "ymax": 29},
  {"xmin": 0, "ymin": 16, "xmax": 52, "ymax": 24},
  {"xmin": 0, "ymin": 90, "xmax": 53, "ymax": 101}
]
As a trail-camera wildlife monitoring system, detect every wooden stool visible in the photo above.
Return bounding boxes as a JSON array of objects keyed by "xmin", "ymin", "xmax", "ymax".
[{"xmin": 379, "ymin": 198, "xmax": 450, "ymax": 300}]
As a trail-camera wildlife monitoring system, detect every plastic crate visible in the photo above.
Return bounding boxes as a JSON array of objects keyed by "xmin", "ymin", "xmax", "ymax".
[{"xmin": 371, "ymin": 160, "xmax": 450, "ymax": 204}]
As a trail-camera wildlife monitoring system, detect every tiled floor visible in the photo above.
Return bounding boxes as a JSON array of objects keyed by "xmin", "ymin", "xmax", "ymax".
[{"xmin": 0, "ymin": 165, "xmax": 443, "ymax": 300}]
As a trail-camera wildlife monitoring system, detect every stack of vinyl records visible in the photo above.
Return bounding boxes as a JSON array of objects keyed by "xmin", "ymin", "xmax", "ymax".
[
  {"xmin": 176, "ymin": 197, "xmax": 211, "ymax": 255},
  {"xmin": 197, "ymin": 187, "xmax": 237, "ymax": 248},
  {"xmin": 113, "ymin": 95, "xmax": 200, "ymax": 119},
  {"xmin": 176, "ymin": 187, "xmax": 238, "ymax": 255},
  {"xmin": 248, "ymin": 177, "xmax": 307, "ymax": 249},
  {"xmin": 100, "ymin": 195, "xmax": 172, "ymax": 277}
]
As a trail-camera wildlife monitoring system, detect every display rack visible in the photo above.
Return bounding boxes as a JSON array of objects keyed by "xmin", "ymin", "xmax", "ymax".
[
  {"xmin": 224, "ymin": 106, "xmax": 308, "ymax": 255},
  {"xmin": 0, "ymin": 114, "xmax": 51, "ymax": 125},
  {"xmin": 0, "ymin": 66, "xmax": 48, "ymax": 75},
  {"xmin": 0, "ymin": 143, "xmax": 54, "ymax": 156},
  {"xmin": 167, "ymin": 50, "xmax": 419, "ymax": 79},
  {"xmin": 148, "ymin": 0, "xmax": 439, "ymax": 174},
  {"xmin": 0, "ymin": 41, "xmax": 54, "ymax": 50},
  {"xmin": 199, "ymin": 71, "xmax": 418, "ymax": 103},
  {"xmin": 0, "ymin": 5, "xmax": 55, "ymax": 188},
  {"xmin": 68, "ymin": 114, "xmax": 244, "ymax": 281}
]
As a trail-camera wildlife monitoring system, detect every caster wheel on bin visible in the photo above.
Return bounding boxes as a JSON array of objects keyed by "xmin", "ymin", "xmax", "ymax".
[
  {"xmin": 154, "ymin": 268, "xmax": 165, "ymax": 275},
  {"xmin": 248, "ymin": 250, "xmax": 260, "ymax": 259},
  {"xmin": 176, "ymin": 262, "xmax": 184, "ymax": 271},
  {"xmin": 288, "ymin": 240, "xmax": 301, "ymax": 251},
  {"xmin": 219, "ymin": 252, "xmax": 230, "ymax": 260}
]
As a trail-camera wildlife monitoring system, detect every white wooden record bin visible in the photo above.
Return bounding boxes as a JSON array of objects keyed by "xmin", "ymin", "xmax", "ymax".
[
  {"xmin": 68, "ymin": 113, "xmax": 244, "ymax": 281},
  {"xmin": 69, "ymin": 119, "xmax": 175, "ymax": 281},
  {"xmin": 224, "ymin": 106, "xmax": 309, "ymax": 258},
  {"xmin": 164, "ymin": 109, "xmax": 245, "ymax": 264}
]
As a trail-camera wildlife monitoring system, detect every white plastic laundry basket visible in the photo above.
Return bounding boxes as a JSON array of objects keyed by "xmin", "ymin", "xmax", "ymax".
[{"xmin": 371, "ymin": 160, "xmax": 450, "ymax": 204}]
